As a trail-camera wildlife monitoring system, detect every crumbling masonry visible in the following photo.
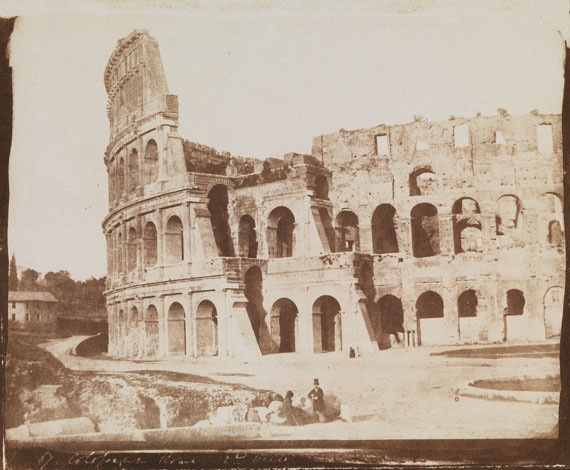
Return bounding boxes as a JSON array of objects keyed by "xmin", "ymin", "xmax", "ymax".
[{"xmin": 103, "ymin": 30, "xmax": 565, "ymax": 359}]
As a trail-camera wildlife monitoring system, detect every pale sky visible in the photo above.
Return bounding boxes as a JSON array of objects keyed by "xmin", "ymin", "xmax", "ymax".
[{"xmin": 3, "ymin": 0, "xmax": 568, "ymax": 280}]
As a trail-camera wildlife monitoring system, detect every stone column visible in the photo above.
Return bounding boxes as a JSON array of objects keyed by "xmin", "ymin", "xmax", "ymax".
[
  {"xmin": 158, "ymin": 296, "xmax": 166, "ymax": 358},
  {"xmin": 184, "ymin": 292, "xmax": 193, "ymax": 357},
  {"xmin": 156, "ymin": 208, "xmax": 164, "ymax": 266},
  {"xmin": 183, "ymin": 202, "xmax": 191, "ymax": 273}
]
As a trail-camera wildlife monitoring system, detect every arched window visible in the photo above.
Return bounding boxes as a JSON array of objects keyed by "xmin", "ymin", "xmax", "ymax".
[
  {"xmin": 238, "ymin": 215, "xmax": 257, "ymax": 258},
  {"xmin": 127, "ymin": 227, "xmax": 137, "ymax": 272},
  {"xmin": 496, "ymin": 195, "xmax": 522, "ymax": 235},
  {"xmin": 208, "ymin": 185, "xmax": 234, "ymax": 257},
  {"xmin": 143, "ymin": 222, "xmax": 157, "ymax": 267},
  {"xmin": 270, "ymin": 298, "xmax": 298, "ymax": 353},
  {"xmin": 118, "ymin": 158, "xmax": 125, "ymax": 197},
  {"xmin": 371, "ymin": 204, "xmax": 398, "ymax": 254},
  {"xmin": 409, "ymin": 168, "xmax": 437, "ymax": 196},
  {"xmin": 267, "ymin": 207, "xmax": 295, "ymax": 258},
  {"xmin": 458, "ymin": 290, "xmax": 478, "ymax": 317},
  {"xmin": 117, "ymin": 232, "xmax": 123, "ymax": 274},
  {"xmin": 335, "ymin": 211, "xmax": 359, "ymax": 252},
  {"xmin": 315, "ymin": 175, "xmax": 329, "ymax": 199},
  {"xmin": 165, "ymin": 216, "xmax": 183, "ymax": 264},
  {"xmin": 416, "ymin": 291, "xmax": 444, "ymax": 319},
  {"xmin": 543, "ymin": 193, "xmax": 564, "ymax": 246},
  {"xmin": 144, "ymin": 139, "xmax": 158, "ymax": 185},
  {"xmin": 549, "ymin": 221, "xmax": 564, "ymax": 246},
  {"xmin": 196, "ymin": 300, "xmax": 218, "ymax": 356},
  {"xmin": 452, "ymin": 198, "xmax": 482, "ymax": 253},
  {"xmin": 506, "ymin": 289, "xmax": 525, "ymax": 316},
  {"xmin": 129, "ymin": 149, "xmax": 139, "ymax": 191},
  {"xmin": 145, "ymin": 305, "xmax": 159, "ymax": 357},
  {"xmin": 167, "ymin": 302, "xmax": 186, "ymax": 356},
  {"xmin": 411, "ymin": 203, "xmax": 440, "ymax": 258},
  {"xmin": 312, "ymin": 296, "xmax": 342, "ymax": 353}
]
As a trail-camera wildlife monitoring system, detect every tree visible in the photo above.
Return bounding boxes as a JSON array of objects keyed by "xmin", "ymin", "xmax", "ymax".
[
  {"xmin": 19, "ymin": 269, "xmax": 40, "ymax": 291},
  {"xmin": 8, "ymin": 254, "xmax": 18, "ymax": 291}
]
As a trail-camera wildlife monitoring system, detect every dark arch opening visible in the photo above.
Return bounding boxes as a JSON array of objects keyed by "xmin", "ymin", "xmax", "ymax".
[
  {"xmin": 127, "ymin": 227, "xmax": 137, "ymax": 272},
  {"xmin": 245, "ymin": 266, "xmax": 263, "ymax": 342},
  {"xmin": 118, "ymin": 158, "xmax": 125, "ymax": 197},
  {"xmin": 208, "ymin": 185, "xmax": 234, "ymax": 257},
  {"xmin": 145, "ymin": 305, "xmax": 159, "ymax": 357},
  {"xmin": 144, "ymin": 139, "xmax": 158, "ymax": 185},
  {"xmin": 238, "ymin": 215, "xmax": 257, "ymax": 258},
  {"xmin": 409, "ymin": 168, "xmax": 437, "ymax": 196},
  {"xmin": 378, "ymin": 294, "xmax": 404, "ymax": 335},
  {"xmin": 143, "ymin": 222, "xmax": 157, "ymax": 267},
  {"xmin": 270, "ymin": 298, "xmax": 298, "ymax": 353},
  {"xmin": 129, "ymin": 149, "xmax": 139, "ymax": 192},
  {"xmin": 313, "ymin": 296, "xmax": 342, "ymax": 352},
  {"xmin": 506, "ymin": 289, "xmax": 525, "ymax": 316},
  {"xmin": 416, "ymin": 291, "xmax": 444, "ymax": 319},
  {"xmin": 268, "ymin": 207, "xmax": 295, "ymax": 258},
  {"xmin": 458, "ymin": 290, "xmax": 478, "ymax": 318},
  {"xmin": 411, "ymin": 203, "xmax": 440, "ymax": 258},
  {"xmin": 196, "ymin": 300, "xmax": 218, "ymax": 356},
  {"xmin": 372, "ymin": 204, "xmax": 399, "ymax": 254},
  {"xmin": 165, "ymin": 216, "xmax": 184, "ymax": 263},
  {"xmin": 335, "ymin": 210, "xmax": 359, "ymax": 252},
  {"xmin": 452, "ymin": 198, "xmax": 482, "ymax": 253},
  {"xmin": 167, "ymin": 302, "xmax": 186, "ymax": 356}
]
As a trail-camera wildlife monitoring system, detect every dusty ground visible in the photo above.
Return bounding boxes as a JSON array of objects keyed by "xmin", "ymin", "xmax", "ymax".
[{"xmin": 40, "ymin": 336, "xmax": 561, "ymax": 440}]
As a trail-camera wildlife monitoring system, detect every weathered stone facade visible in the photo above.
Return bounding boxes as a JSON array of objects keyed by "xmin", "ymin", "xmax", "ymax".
[{"xmin": 103, "ymin": 30, "xmax": 564, "ymax": 359}]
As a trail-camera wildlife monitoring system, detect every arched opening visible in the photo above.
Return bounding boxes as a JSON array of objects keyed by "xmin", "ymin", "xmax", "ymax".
[
  {"xmin": 118, "ymin": 158, "xmax": 125, "ymax": 197},
  {"xmin": 371, "ymin": 204, "xmax": 399, "ymax": 254},
  {"xmin": 416, "ymin": 291, "xmax": 444, "ymax": 346},
  {"xmin": 313, "ymin": 296, "xmax": 342, "ymax": 353},
  {"xmin": 506, "ymin": 289, "xmax": 525, "ymax": 316},
  {"xmin": 244, "ymin": 267, "xmax": 263, "ymax": 342},
  {"xmin": 208, "ymin": 185, "xmax": 234, "ymax": 257},
  {"xmin": 411, "ymin": 204, "xmax": 440, "ymax": 258},
  {"xmin": 315, "ymin": 175, "xmax": 329, "ymax": 199},
  {"xmin": 270, "ymin": 298, "xmax": 298, "ymax": 353},
  {"xmin": 167, "ymin": 302, "xmax": 186, "ymax": 356},
  {"xmin": 165, "ymin": 216, "xmax": 183, "ymax": 264},
  {"xmin": 128, "ymin": 149, "xmax": 139, "ymax": 191},
  {"xmin": 496, "ymin": 195, "xmax": 523, "ymax": 247},
  {"xmin": 458, "ymin": 290, "xmax": 477, "ymax": 317},
  {"xmin": 378, "ymin": 295, "xmax": 404, "ymax": 339},
  {"xmin": 409, "ymin": 168, "xmax": 437, "ymax": 196},
  {"xmin": 117, "ymin": 232, "xmax": 123, "ymax": 274},
  {"xmin": 267, "ymin": 207, "xmax": 295, "ymax": 258},
  {"xmin": 143, "ymin": 222, "xmax": 157, "ymax": 267},
  {"xmin": 144, "ymin": 139, "xmax": 158, "ymax": 185},
  {"xmin": 238, "ymin": 215, "xmax": 257, "ymax": 258},
  {"xmin": 543, "ymin": 193, "xmax": 564, "ymax": 246},
  {"xmin": 544, "ymin": 286, "xmax": 563, "ymax": 338},
  {"xmin": 117, "ymin": 309, "xmax": 125, "ymax": 355},
  {"xmin": 130, "ymin": 306, "xmax": 139, "ymax": 357},
  {"xmin": 335, "ymin": 210, "xmax": 359, "ymax": 252},
  {"xmin": 127, "ymin": 227, "xmax": 137, "ymax": 272},
  {"xmin": 196, "ymin": 300, "xmax": 218, "ymax": 356},
  {"xmin": 452, "ymin": 198, "xmax": 482, "ymax": 253},
  {"xmin": 145, "ymin": 305, "xmax": 159, "ymax": 357}
]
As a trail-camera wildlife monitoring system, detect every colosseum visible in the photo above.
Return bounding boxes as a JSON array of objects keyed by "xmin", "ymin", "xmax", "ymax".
[{"xmin": 103, "ymin": 30, "xmax": 565, "ymax": 359}]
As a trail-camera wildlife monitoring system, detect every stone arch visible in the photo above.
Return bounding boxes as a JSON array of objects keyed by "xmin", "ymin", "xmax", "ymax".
[
  {"xmin": 127, "ymin": 227, "xmax": 137, "ymax": 272},
  {"xmin": 315, "ymin": 174, "xmax": 329, "ymax": 199},
  {"xmin": 238, "ymin": 215, "xmax": 257, "ymax": 258},
  {"xmin": 411, "ymin": 203, "xmax": 440, "ymax": 258},
  {"xmin": 244, "ymin": 266, "xmax": 263, "ymax": 342},
  {"xmin": 416, "ymin": 291, "xmax": 444, "ymax": 346},
  {"xmin": 452, "ymin": 198, "xmax": 482, "ymax": 253},
  {"xmin": 371, "ymin": 204, "xmax": 399, "ymax": 254},
  {"xmin": 270, "ymin": 298, "xmax": 299, "ymax": 353},
  {"xmin": 128, "ymin": 149, "xmax": 139, "ymax": 191},
  {"xmin": 143, "ymin": 222, "xmax": 157, "ymax": 267},
  {"xmin": 130, "ymin": 306, "xmax": 139, "ymax": 357},
  {"xmin": 196, "ymin": 300, "xmax": 218, "ymax": 356},
  {"xmin": 544, "ymin": 286, "xmax": 563, "ymax": 338},
  {"xmin": 208, "ymin": 184, "xmax": 234, "ymax": 257},
  {"xmin": 312, "ymin": 296, "xmax": 342, "ymax": 353},
  {"xmin": 543, "ymin": 193, "xmax": 564, "ymax": 246},
  {"xmin": 267, "ymin": 206, "xmax": 295, "ymax": 258},
  {"xmin": 144, "ymin": 139, "xmax": 158, "ymax": 185},
  {"xmin": 167, "ymin": 302, "xmax": 186, "ymax": 356},
  {"xmin": 118, "ymin": 158, "xmax": 125, "ymax": 197},
  {"xmin": 377, "ymin": 294, "xmax": 404, "ymax": 346},
  {"xmin": 496, "ymin": 195, "xmax": 523, "ymax": 245},
  {"xmin": 458, "ymin": 289, "xmax": 478, "ymax": 318},
  {"xmin": 144, "ymin": 305, "xmax": 159, "ymax": 357},
  {"xmin": 335, "ymin": 210, "xmax": 359, "ymax": 252},
  {"xmin": 164, "ymin": 215, "xmax": 184, "ymax": 264},
  {"xmin": 117, "ymin": 231, "xmax": 124, "ymax": 274},
  {"xmin": 409, "ymin": 168, "xmax": 437, "ymax": 196},
  {"xmin": 506, "ymin": 289, "xmax": 525, "ymax": 316}
]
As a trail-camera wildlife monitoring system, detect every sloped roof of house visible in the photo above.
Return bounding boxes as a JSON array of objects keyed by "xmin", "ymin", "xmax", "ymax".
[{"xmin": 8, "ymin": 291, "xmax": 58, "ymax": 302}]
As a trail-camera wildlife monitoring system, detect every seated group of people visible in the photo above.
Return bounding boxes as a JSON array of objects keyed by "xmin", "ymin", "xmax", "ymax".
[{"xmin": 280, "ymin": 378, "xmax": 326, "ymax": 426}]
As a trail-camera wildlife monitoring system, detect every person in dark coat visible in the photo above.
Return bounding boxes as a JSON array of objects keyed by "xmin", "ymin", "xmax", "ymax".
[
  {"xmin": 281, "ymin": 390, "xmax": 303, "ymax": 425},
  {"xmin": 308, "ymin": 378, "xmax": 325, "ymax": 423}
]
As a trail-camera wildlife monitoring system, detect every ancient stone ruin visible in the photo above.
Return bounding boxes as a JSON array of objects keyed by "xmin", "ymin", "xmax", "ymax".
[{"xmin": 103, "ymin": 30, "xmax": 564, "ymax": 359}]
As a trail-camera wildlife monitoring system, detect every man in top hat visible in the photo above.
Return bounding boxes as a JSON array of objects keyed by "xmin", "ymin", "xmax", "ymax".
[{"xmin": 308, "ymin": 378, "xmax": 325, "ymax": 423}]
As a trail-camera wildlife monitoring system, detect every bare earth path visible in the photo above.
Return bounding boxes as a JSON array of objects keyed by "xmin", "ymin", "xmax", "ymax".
[{"xmin": 41, "ymin": 337, "xmax": 560, "ymax": 439}]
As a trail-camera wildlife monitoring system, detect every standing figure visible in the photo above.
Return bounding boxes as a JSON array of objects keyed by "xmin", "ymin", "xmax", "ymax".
[{"xmin": 308, "ymin": 378, "xmax": 325, "ymax": 423}]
